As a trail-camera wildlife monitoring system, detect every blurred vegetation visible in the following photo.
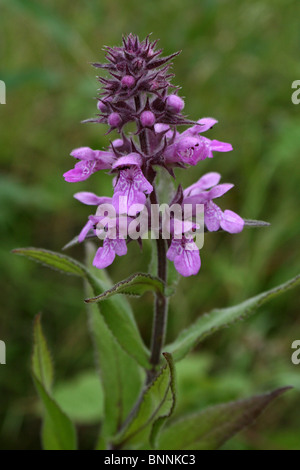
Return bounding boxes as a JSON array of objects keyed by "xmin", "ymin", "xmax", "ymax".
[{"xmin": 0, "ymin": 0, "xmax": 299, "ymax": 450}]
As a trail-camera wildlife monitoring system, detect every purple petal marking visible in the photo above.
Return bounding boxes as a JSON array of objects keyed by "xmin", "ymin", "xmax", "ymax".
[
  {"xmin": 204, "ymin": 201, "xmax": 222, "ymax": 232},
  {"xmin": 167, "ymin": 238, "xmax": 201, "ymax": 277},
  {"xmin": 112, "ymin": 167, "xmax": 153, "ymax": 215},
  {"xmin": 93, "ymin": 240, "xmax": 116, "ymax": 269}
]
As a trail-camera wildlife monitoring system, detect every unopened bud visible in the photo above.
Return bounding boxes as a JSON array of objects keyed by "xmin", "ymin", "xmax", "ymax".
[
  {"xmin": 140, "ymin": 111, "xmax": 155, "ymax": 127},
  {"xmin": 108, "ymin": 112, "xmax": 122, "ymax": 127},
  {"xmin": 166, "ymin": 94, "xmax": 185, "ymax": 113},
  {"xmin": 121, "ymin": 75, "xmax": 135, "ymax": 88}
]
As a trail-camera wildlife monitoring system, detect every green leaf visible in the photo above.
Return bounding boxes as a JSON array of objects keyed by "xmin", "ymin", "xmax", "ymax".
[
  {"xmin": 32, "ymin": 314, "xmax": 53, "ymax": 393},
  {"xmin": 86, "ymin": 281, "xmax": 144, "ymax": 444},
  {"xmin": 166, "ymin": 274, "xmax": 300, "ymax": 362},
  {"xmin": 12, "ymin": 247, "xmax": 87, "ymax": 278},
  {"xmin": 53, "ymin": 371, "xmax": 104, "ymax": 424},
  {"xmin": 13, "ymin": 246, "xmax": 150, "ymax": 369},
  {"xmin": 158, "ymin": 387, "xmax": 291, "ymax": 450},
  {"xmin": 85, "ymin": 272, "xmax": 164, "ymax": 303},
  {"xmin": 84, "ymin": 242, "xmax": 144, "ymax": 445},
  {"xmin": 113, "ymin": 353, "xmax": 176, "ymax": 450},
  {"xmin": 32, "ymin": 316, "xmax": 77, "ymax": 450}
]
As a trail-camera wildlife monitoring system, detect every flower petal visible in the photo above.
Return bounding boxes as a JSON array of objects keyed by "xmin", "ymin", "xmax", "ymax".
[
  {"xmin": 78, "ymin": 219, "xmax": 94, "ymax": 243},
  {"xmin": 204, "ymin": 202, "xmax": 222, "ymax": 231},
  {"xmin": 70, "ymin": 147, "xmax": 96, "ymax": 160},
  {"xmin": 112, "ymin": 153, "xmax": 142, "ymax": 169},
  {"xmin": 93, "ymin": 240, "xmax": 116, "ymax": 269},
  {"xmin": 74, "ymin": 192, "xmax": 111, "ymax": 206},
  {"xmin": 112, "ymin": 238, "xmax": 128, "ymax": 256},
  {"xmin": 220, "ymin": 210, "xmax": 244, "ymax": 233},
  {"xmin": 206, "ymin": 183, "xmax": 234, "ymax": 200},
  {"xmin": 184, "ymin": 172, "xmax": 221, "ymax": 197},
  {"xmin": 210, "ymin": 140, "xmax": 233, "ymax": 152}
]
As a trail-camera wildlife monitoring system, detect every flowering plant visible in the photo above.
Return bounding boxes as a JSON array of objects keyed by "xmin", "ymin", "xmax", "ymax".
[{"xmin": 13, "ymin": 35, "xmax": 300, "ymax": 450}]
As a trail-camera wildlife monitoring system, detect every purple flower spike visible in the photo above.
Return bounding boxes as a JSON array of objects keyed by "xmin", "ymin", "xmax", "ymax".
[
  {"xmin": 112, "ymin": 167, "xmax": 153, "ymax": 216},
  {"xmin": 93, "ymin": 238, "xmax": 127, "ymax": 269},
  {"xmin": 167, "ymin": 237, "xmax": 201, "ymax": 277},
  {"xmin": 63, "ymin": 147, "xmax": 114, "ymax": 182},
  {"xmin": 64, "ymin": 35, "xmax": 245, "ymax": 276}
]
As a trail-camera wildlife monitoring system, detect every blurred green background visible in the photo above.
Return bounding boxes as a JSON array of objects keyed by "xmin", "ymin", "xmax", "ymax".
[{"xmin": 0, "ymin": 0, "xmax": 300, "ymax": 450}]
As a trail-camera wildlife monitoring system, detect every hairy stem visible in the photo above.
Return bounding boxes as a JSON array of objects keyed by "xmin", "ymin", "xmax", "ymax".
[{"xmin": 146, "ymin": 189, "xmax": 168, "ymax": 383}]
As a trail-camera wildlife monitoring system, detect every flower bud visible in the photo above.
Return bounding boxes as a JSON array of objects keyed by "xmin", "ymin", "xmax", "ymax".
[
  {"xmin": 166, "ymin": 94, "xmax": 185, "ymax": 113},
  {"xmin": 97, "ymin": 100, "xmax": 108, "ymax": 112},
  {"xmin": 140, "ymin": 111, "xmax": 155, "ymax": 127},
  {"xmin": 108, "ymin": 112, "xmax": 122, "ymax": 128},
  {"xmin": 121, "ymin": 75, "xmax": 135, "ymax": 88}
]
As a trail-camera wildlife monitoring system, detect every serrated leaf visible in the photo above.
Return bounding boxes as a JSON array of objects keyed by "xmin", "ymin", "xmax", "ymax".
[
  {"xmin": 113, "ymin": 353, "xmax": 176, "ymax": 450},
  {"xmin": 14, "ymin": 247, "xmax": 150, "ymax": 369},
  {"xmin": 166, "ymin": 274, "xmax": 300, "ymax": 362},
  {"xmin": 85, "ymin": 273, "xmax": 164, "ymax": 303},
  {"xmin": 158, "ymin": 387, "xmax": 291, "ymax": 450},
  {"xmin": 32, "ymin": 316, "xmax": 77, "ymax": 450},
  {"xmin": 13, "ymin": 247, "xmax": 87, "ymax": 278}
]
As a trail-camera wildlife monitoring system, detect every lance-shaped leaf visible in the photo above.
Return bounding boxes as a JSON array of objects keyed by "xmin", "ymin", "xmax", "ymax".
[
  {"xmin": 12, "ymin": 247, "xmax": 87, "ymax": 277},
  {"xmin": 13, "ymin": 247, "xmax": 150, "ymax": 369},
  {"xmin": 166, "ymin": 274, "xmax": 300, "ymax": 362},
  {"xmin": 86, "ymin": 283, "xmax": 144, "ymax": 445},
  {"xmin": 158, "ymin": 387, "xmax": 292, "ymax": 450},
  {"xmin": 32, "ymin": 315, "xmax": 77, "ymax": 450},
  {"xmin": 85, "ymin": 273, "xmax": 164, "ymax": 303},
  {"xmin": 113, "ymin": 353, "xmax": 176, "ymax": 450}
]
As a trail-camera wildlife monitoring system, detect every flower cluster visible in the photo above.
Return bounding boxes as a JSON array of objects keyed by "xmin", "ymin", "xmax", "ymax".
[{"xmin": 64, "ymin": 34, "xmax": 244, "ymax": 277}]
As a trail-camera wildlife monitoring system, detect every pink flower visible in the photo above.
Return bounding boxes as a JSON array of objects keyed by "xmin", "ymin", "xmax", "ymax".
[
  {"xmin": 164, "ymin": 118, "xmax": 232, "ymax": 166},
  {"xmin": 167, "ymin": 237, "xmax": 201, "ymax": 277},
  {"xmin": 183, "ymin": 172, "xmax": 244, "ymax": 233},
  {"xmin": 93, "ymin": 238, "xmax": 127, "ymax": 269},
  {"xmin": 112, "ymin": 165, "xmax": 153, "ymax": 216},
  {"xmin": 63, "ymin": 147, "xmax": 114, "ymax": 182}
]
